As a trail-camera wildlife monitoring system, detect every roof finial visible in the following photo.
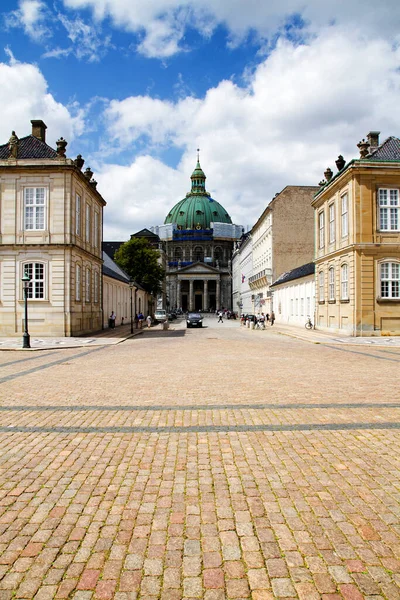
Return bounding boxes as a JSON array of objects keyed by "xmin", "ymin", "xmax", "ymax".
[{"xmin": 197, "ymin": 148, "xmax": 200, "ymax": 163}]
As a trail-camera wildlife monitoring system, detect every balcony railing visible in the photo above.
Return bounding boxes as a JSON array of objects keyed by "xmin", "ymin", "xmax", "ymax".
[{"xmin": 248, "ymin": 268, "xmax": 272, "ymax": 285}]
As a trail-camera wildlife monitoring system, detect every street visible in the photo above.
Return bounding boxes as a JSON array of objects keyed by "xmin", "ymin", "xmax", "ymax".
[{"xmin": 0, "ymin": 317, "xmax": 400, "ymax": 599}]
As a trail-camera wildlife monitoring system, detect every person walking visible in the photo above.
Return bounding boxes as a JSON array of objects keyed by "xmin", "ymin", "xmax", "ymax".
[
  {"xmin": 218, "ymin": 311, "xmax": 224, "ymax": 323},
  {"xmin": 134, "ymin": 313, "xmax": 139, "ymax": 329},
  {"xmin": 270, "ymin": 310, "xmax": 275, "ymax": 326},
  {"xmin": 109, "ymin": 311, "xmax": 116, "ymax": 329},
  {"xmin": 146, "ymin": 314, "xmax": 152, "ymax": 328}
]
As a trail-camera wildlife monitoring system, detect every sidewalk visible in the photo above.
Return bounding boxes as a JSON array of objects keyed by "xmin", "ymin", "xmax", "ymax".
[
  {"xmin": 0, "ymin": 323, "xmax": 145, "ymax": 351},
  {"xmin": 261, "ymin": 321, "xmax": 400, "ymax": 347}
]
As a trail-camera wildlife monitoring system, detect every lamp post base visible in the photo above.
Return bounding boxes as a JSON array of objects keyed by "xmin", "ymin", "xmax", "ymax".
[{"xmin": 22, "ymin": 332, "xmax": 31, "ymax": 349}]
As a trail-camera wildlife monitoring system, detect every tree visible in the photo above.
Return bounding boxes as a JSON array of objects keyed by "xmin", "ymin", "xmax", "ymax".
[{"xmin": 114, "ymin": 237, "xmax": 165, "ymax": 295}]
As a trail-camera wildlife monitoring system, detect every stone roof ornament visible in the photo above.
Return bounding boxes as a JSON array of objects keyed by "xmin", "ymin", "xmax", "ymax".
[
  {"xmin": 74, "ymin": 154, "xmax": 85, "ymax": 170},
  {"xmin": 56, "ymin": 137, "xmax": 67, "ymax": 157},
  {"xmin": 90, "ymin": 179, "xmax": 97, "ymax": 189},
  {"xmin": 357, "ymin": 139, "xmax": 370, "ymax": 158},
  {"xmin": 319, "ymin": 179, "xmax": 326, "ymax": 186},
  {"xmin": 84, "ymin": 167, "xmax": 93, "ymax": 180},
  {"xmin": 335, "ymin": 155, "xmax": 345, "ymax": 171},
  {"xmin": 8, "ymin": 131, "xmax": 19, "ymax": 158},
  {"xmin": 324, "ymin": 168, "xmax": 333, "ymax": 182}
]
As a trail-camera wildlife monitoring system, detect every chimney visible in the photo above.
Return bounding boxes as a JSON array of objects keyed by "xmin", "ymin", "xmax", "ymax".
[
  {"xmin": 366, "ymin": 131, "xmax": 380, "ymax": 152},
  {"xmin": 31, "ymin": 120, "xmax": 47, "ymax": 143}
]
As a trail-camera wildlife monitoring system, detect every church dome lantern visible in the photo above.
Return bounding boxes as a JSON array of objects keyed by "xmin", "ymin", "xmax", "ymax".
[{"xmin": 164, "ymin": 152, "xmax": 232, "ymax": 230}]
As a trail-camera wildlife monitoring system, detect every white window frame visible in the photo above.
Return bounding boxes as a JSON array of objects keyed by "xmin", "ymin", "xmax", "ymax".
[
  {"xmin": 319, "ymin": 271, "xmax": 324, "ymax": 302},
  {"xmin": 86, "ymin": 203, "xmax": 91, "ymax": 243},
  {"xmin": 341, "ymin": 193, "xmax": 348, "ymax": 237},
  {"xmin": 380, "ymin": 261, "xmax": 400, "ymax": 299},
  {"xmin": 23, "ymin": 262, "xmax": 45, "ymax": 300},
  {"xmin": 76, "ymin": 194, "xmax": 81, "ymax": 236},
  {"xmin": 378, "ymin": 188, "xmax": 399, "ymax": 231},
  {"xmin": 329, "ymin": 203, "xmax": 335, "ymax": 244},
  {"xmin": 85, "ymin": 268, "xmax": 91, "ymax": 303},
  {"xmin": 328, "ymin": 267, "xmax": 335, "ymax": 301},
  {"xmin": 318, "ymin": 211, "xmax": 325, "ymax": 249},
  {"xmin": 24, "ymin": 187, "xmax": 46, "ymax": 231},
  {"xmin": 76, "ymin": 264, "xmax": 81, "ymax": 302},
  {"xmin": 300, "ymin": 297, "xmax": 304, "ymax": 317},
  {"xmin": 341, "ymin": 264, "xmax": 348, "ymax": 300}
]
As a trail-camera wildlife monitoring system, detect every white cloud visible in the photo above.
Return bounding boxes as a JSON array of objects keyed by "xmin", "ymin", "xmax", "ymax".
[
  {"xmin": 97, "ymin": 26, "xmax": 400, "ymax": 238},
  {"xmin": 57, "ymin": 14, "xmax": 113, "ymax": 62},
  {"xmin": 5, "ymin": 0, "xmax": 51, "ymax": 42},
  {"xmin": 0, "ymin": 56, "xmax": 84, "ymax": 147},
  {"xmin": 61, "ymin": 0, "xmax": 400, "ymax": 58}
]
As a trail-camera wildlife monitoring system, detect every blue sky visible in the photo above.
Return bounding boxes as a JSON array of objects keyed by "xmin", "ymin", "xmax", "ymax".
[{"xmin": 1, "ymin": 0, "xmax": 400, "ymax": 238}]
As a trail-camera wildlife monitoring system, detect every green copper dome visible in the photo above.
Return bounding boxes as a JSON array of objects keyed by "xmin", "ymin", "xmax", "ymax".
[{"xmin": 164, "ymin": 156, "xmax": 232, "ymax": 229}]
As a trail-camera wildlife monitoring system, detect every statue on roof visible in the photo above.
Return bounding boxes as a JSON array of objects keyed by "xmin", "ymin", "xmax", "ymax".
[{"xmin": 8, "ymin": 131, "xmax": 19, "ymax": 158}]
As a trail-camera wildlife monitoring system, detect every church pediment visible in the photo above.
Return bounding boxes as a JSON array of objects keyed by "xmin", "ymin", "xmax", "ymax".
[{"xmin": 175, "ymin": 261, "xmax": 221, "ymax": 274}]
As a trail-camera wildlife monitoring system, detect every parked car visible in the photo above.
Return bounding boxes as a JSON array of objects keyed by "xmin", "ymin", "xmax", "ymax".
[
  {"xmin": 154, "ymin": 309, "xmax": 167, "ymax": 322},
  {"xmin": 186, "ymin": 312, "xmax": 203, "ymax": 328},
  {"xmin": 167, "ymin": 312, "xmax": 177, "ymax": 320}
]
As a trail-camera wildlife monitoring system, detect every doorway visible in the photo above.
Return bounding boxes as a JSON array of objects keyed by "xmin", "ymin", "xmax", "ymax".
[{"xmin": 195, "ymin": 294, "xmax": 202, "ymax": 311}]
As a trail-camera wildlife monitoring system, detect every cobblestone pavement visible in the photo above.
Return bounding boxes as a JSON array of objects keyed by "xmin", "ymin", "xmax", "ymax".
[{"xmin": 1, "ymin": 320, "xmax": 400, "ymax": 599}]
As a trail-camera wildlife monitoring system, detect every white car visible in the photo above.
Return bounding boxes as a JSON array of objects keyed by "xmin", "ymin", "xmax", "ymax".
[{"xmin": 155, "ymin": 309, "xmax": 167, "ymax": 322}]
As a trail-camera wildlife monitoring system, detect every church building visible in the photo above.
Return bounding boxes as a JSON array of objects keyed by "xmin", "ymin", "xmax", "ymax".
[{"xmin": 155, "ymin": 156, "xmax": 242, "ymax": 312}]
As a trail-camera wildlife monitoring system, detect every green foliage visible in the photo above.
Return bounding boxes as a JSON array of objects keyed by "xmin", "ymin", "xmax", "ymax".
[{"xmin": 114, "ymin": 237, "xmax": 165, "ymax": 295}]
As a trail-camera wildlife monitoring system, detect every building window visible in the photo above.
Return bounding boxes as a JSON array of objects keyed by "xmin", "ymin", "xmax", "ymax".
[
  {"xmin": 307, "ymin": 297, "xmax": 311, "ymax": 315},
  {"xmin": 86, "ymin": 204, "xmax": 91, "ymax": 242},
  {"xmin": 380, "ymin": 262, "xmax": 399, "ymax": 298},
  {"xmin": 300, "ymin": 297, "xmax": 304, "ymax": 316},
  {"xmin": 290, "ymin": 299, "xmax": 294, "ymax": 316},
  {"xmin": 318, "ymin": 211, "xmax": 325, "ymax": 248},
  {"xmin": 341, "ymin": 193, "xmax": 348, "ymax": 237},
  {"xmin": 329, "ymin": 203, "xmax": 335, "ymax": 243},
  {"xmin": 341, "ymin": 264, "xmax": 348, "ymax": 300},
  {"xmin": 94, "ymin": 271, "xmax": 99, "ymax": 303},
  {"xmin": 24, "ymin": 188, "xmax": 46, "ymax": 230},
  {"xmin": 319, "ymin": 271, "xmax": 324, "ymax": 302},
  {"xmin": 194, "ymin": 246, "xmax": 204, "ymax": 262},
  {"xmin": 24, "ymin": 263, "xmax": 44, "ymax": 299},
  {"xmin": 76, "ymin": 194, "xmax": 81, "ymax": 236},
  {"xmin": 379, "ymin": 189, "xmax": 399, "ymax": 231},
  {"xmin": 94, "ymin": 211, "xmax": 99, "ymax": 248},
  {"xmin": 174, "ymin": 247, "xmax": 182, "ymax": 260},
  {"xmin": 329, "ymin": 267, "xmax": 335, "ymax": 301},
  {"xmin": 85, "ymin": 268, "xmax": 91, "ymax": 302},
  {"xmin": 76, "ymin": 265, "xmax": 81, "ymax": 301}
]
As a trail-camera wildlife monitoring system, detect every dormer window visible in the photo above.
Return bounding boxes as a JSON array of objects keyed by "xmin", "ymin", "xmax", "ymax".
[{"xmin": 179, "ymin": 211, "xmax": 185, "ymax": 216}]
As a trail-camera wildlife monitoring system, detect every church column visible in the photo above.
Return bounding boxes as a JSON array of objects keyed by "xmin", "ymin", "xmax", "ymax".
[
  {"xmin": 189, "ymin": 279, "xmax": 194, "ymax": 311},
  {"xmin": 204, "ymin": 280, "xmax": 208, "ymax": 311},
  {"xmin": 216, "ymin": 277, "xmax": 221, "ymax": 309},
  {"xmin": 177, "ymin": 279, "xmax": 181, "ymax": 309}
]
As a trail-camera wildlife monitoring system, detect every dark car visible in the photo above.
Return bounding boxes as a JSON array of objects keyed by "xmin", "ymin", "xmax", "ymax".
[{"xmin": 186, "ymin": 312, "xmax": 203, "ymax": 328}]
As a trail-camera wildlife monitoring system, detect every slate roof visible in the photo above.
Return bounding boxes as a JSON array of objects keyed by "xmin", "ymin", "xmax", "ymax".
[
  {"xmin": 270, "ymin": 262, "xmax": 315, "ymax": 288},
  {"xmin": 368, "ymin": 136, "xmax": 400, "ymax": 161},
  {"xmin": 132, "ymin": 228, "xmax": 160, "ymax": 240},
  {"xmin": 102, "ymin": 251, "xmax": 130, "ymax": 284},
  {"xmin": 0, "ymin": 135, "xmax": 58, "ymax": 160},
  {"xmin": 102, "ymin": 241, "xmax": 124, "ymax": 260}
]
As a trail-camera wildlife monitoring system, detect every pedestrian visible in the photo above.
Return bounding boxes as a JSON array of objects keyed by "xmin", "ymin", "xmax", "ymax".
[
  {"xmin": 134, "ymin": 313, "xmax": 139, "ymax": 329},
  {"xmin": 146, "ymin": 314, "xmax": 152, "ymax": 328},
  {"xmin": 109, "ymin": 311, "xmax": 116, "ymax": 329},
  {"xmin": 138, "ymin": 312, "xmax": 144, "ymax": 329},
  {"xmin": 259, "ymin": 313, "xmax": 265, "ymax": 329},
  {"xmin": 266, "ymin": 313, "xmax": 270, "ymax": 323},
  {"xmin": 218, "ymin": 311, "xmax": 224, "ymax": 323},
  {"xmin": 270, "ymin": 310, "xmax": 275, "ymax": 326}
]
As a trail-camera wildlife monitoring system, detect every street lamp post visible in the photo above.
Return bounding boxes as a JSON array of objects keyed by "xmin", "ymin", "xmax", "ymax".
[
  {"xmin": 129, "ymin": 280, "xmax": 135, "ymax": 334},
  {"xmin": 21, "ymin": 272, "xmax": 31, "ymax": 349}
]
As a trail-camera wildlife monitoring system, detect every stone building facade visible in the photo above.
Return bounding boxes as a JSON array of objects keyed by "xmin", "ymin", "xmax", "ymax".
[
  {"xmin": 0, "ymin": 120, "xmax": 105, "ymax": 336},
  {"xmin": 157, "ymin": 157, "xmax": 242, "ymax": 311},
  {"xmin": 312, "ymin": 132, "xmax": 400, "ymax": 336}
]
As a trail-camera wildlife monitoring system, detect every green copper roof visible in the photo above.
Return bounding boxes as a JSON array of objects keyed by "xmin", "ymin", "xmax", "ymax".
[{"xmin": 164, "ymin": 157, "xmax": 232, "ymax": 229}]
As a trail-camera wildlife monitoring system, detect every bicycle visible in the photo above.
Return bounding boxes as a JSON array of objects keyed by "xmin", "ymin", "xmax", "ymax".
[{"xmin": 305, "ymin": 316, "xmax": 313, "ymax": 330}]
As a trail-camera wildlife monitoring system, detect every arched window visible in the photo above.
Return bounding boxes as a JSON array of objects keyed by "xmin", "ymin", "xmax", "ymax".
[
  {"xmin": 194, "ymin": 246, "xmax": 204, "ymax": 262},
  {"xmin": 214, "ymin": 247, "xmax": 222, "ymax": 262},
  {"xmin": 328, "ymin": 267, "xmax": 335, "ymax": 301},
  {"xmin": 380, "ymin": 261, "xmax": 400, "ymax": 298},
  {"xmin": 174, "ymin": 247, "xmax": 182, "ymax": 260},
  {"xmin": 341, "ymin": 264, "xmax": 348, "ymax": 300},
  {"xmin": 23, "ymin": 262, "xmax": 45, "ymax": 299}
]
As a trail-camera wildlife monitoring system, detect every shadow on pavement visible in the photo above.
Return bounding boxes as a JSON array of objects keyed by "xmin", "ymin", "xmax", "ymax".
[{"xmin": 141, "ymin": 330, "xmax": 186, "ymax": 338}]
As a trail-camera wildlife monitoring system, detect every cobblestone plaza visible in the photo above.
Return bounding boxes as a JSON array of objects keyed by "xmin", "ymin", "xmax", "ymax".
[{"xmin": 1, "ymin": 318, "xmax": 400, "ymax": 599}]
